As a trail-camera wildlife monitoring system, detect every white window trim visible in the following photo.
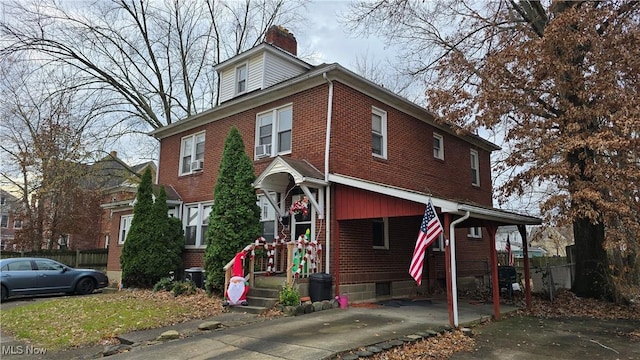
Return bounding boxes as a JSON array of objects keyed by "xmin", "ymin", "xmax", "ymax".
[
  {"xmin": 118, "ymin": 215, "xmax": 133, "ymax": 244},
  {"xmin": 1, "ymin": 215, "xmax": 8, "ymax": 228},
  {"xmin": 179, "ymin": 131, "xmax": 206, "ymax": 176},
  {"xmin": 433, "ymin": 133, "xmax": 444, "ymax": 160},
  {"xmin": 254, "ymin": 104, "xmax": 293, "ymax": 159},
  {"xmin": 470, "ymin": 149, "xmax": 480, "ymax": 186},
  {"xmin": 468, "ymin": 227, "xmax": 482, "ymax": 239},
  {"xmin": 235, "ymin": 62, "xmax": 248, "ymax": 95},
  {"xmin": 372, "ymin": 107, "xmax": 388, "ymax": 159},
  {"xmin": 372, "ymin": 217, "xmax": 389, "ymax": 250},
  {"xmin": 184, "ymin": 202, "xmax": 213, "ymax": 249},
  {"xmin": 257, "ymin": 193, "xmax": 280, "ymax": 241},
  {"xmin": 13, "ymin": 219, "xmax": 22, "ymax": 229},
  {"xmin": 431, "ymin": 233, "xmax": 445, "ymax": 251}
]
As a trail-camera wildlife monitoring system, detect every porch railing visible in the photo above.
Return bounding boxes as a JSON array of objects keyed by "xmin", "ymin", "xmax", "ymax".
[{"xmin": 223, "ymin": 236, "xmax": 323, "ymax": 295}]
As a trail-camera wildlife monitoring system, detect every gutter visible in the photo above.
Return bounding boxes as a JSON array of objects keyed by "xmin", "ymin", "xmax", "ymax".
[
  {"xmin": 449, "ymin": 210, "xmax": 470, "ymax": 327},
  {"xmin": 323, "ymin": 72, "xmax": 333, "ymax": 274}
]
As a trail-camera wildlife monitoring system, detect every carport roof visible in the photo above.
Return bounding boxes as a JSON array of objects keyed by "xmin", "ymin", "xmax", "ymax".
[{"xmin": 328, "ymin": 173, "xmax": 541, "ymax": 226}]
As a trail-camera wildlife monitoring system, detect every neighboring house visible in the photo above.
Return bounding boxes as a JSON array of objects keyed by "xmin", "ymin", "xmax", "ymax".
[
  {"xmin": 106, "ymin": 26, "xmax": 541, "ymax": 307},
  {"xmin": 529, "ymin": 226, "xmax": 574, "ymax": 257},
  {"xmin": 495, "ymin": 225, "xmax": 548, "ymax": 261},
  {"xmin": 5, "ymin": 151, "xmax": 155, "ymax": 252},
  {"xmin": 0, "ymin": 189, "xmax": 21, "ymax": 251}
]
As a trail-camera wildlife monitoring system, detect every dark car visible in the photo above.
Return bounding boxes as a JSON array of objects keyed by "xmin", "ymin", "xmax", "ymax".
[{"xmin": 0, "ymin": 257, "xmax": 109, "ymax": 301}]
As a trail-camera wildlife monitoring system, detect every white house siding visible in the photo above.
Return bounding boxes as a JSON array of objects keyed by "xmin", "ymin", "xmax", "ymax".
[
  {"xmin": 218, "ymin": 66, "xmax": 236, "ymax": 103},
  {"xmin": 263, "ymin": 52, "xmax": 307, "ymax": 89},
  {"xmin": 247, "ymin": 54, "xmax": 264, "ymax": 91}
]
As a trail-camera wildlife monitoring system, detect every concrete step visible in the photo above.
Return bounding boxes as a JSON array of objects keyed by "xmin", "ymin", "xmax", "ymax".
[
  {"xmin": 226, "ymin": 304, "xmax": 267, "ymax": 315},
  {"xmin": 250, "ymin": 287, "xmax": 280, "ymax": 298},
  {"xmin": 246, "ymin": 295, "xmax": 279, "ymax": 309}
]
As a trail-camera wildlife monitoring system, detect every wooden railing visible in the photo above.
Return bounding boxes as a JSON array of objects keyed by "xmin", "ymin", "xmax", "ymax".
[{"xmin": 223, "ymin": 236, "xmax": 323, "ymax": 294}]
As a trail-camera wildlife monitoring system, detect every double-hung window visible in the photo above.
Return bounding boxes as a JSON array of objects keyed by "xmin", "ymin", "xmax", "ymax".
[
  {"xmin": 1, "ymin": 215, "xmax": 8, "ymax": 228},
  {"xmin": 430, "ymin": 233, "xmax": 446, "ymax": 251},
  {"xmin": 13, "ymin": 219, "xmax": 22, "ymax": 229},
  {"xmin": 468, "ymin": 227, "xmax": 482, "ymax": 239},
  {"xmin": 372, "ymin": 107, "xmax": 387, "ymax": 158},
  {"xmin": 470, "ymin": 149, "xmax": 480, "ymax": 186},
  {"xmin": 184, "ymin": 203, "xmax": 212, "ymax": 248},
  {"xmin": 433, "ymin": 133, "xmax": 444, "ymax": 160},
  {"xmin": 372, "ymin": 218, "xmax": 389, "ymax": 249},
  {"xmin": 236, "ymin": 63, "xmax": 247, "ymax": 94},
  {"xmin": 255, "ymin": 105, "xmax": 292, "ymax": 158},
  {"xmin": 180, "ymin": 132, "xmax": 205, "ymax": 175},
  {"xmin": 118, "ymin": 215, "xmax": 133, "ymax": 244}
]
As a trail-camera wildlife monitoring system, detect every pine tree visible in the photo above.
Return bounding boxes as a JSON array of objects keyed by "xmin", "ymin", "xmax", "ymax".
[
  {"xmin": 120, "ymin": 169, "xmax": 184, "ymax": 288},
  {"xmin": 204, "ymin": 126, "xmax": 261, "ymax": 294}
]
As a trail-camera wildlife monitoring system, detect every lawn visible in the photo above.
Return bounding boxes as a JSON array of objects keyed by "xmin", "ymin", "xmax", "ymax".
[{"xmin": 0, "ymin": 290, "xmax": 225, "ymax": 350}]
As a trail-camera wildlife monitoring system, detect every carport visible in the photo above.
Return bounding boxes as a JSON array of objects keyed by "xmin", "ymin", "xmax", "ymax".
[
  {"xmin": 441, "ymin": 204, "xmax": 542, "ymax": 326},
  {"xmin": 328, "ymin": 174, "xmax": 542, "ymax": 327}
]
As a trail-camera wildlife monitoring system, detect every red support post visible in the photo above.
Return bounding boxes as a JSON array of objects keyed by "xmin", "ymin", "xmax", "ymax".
[{"xmin": 443, "ymin": 213, "xmax": 454, "ymax": 327}]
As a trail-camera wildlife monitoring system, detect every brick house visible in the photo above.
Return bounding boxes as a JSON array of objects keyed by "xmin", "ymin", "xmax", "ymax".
[
  {"xmin": 106, "ymin": 26, "xmax": 540, "ymax": 325},
  {"xmin": 0, "ymin": 189, "xmax": 21, "ymax": 251}
]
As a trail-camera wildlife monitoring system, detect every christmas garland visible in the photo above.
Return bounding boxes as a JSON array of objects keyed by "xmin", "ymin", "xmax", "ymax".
[{"xmin": 234, "ymin": 235, "xmax": 322, "ymax": 277}]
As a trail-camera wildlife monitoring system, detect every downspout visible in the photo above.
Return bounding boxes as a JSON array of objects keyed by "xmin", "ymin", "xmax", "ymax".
[
  {"xmin": 449, "ymin": 211, "xmax": 470, "ymax": 327},
  {"xmin": 323, "ymin": 72, "xmax": 333, "ymax": 275}
]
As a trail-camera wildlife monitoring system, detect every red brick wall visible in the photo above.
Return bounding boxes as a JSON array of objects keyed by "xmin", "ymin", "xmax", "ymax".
[
  {"xmin": 329, "ymin": 82, "xmax": 493, "ymax": 206},
  {"xmin": 158, "ymin": 81, "xmax": 492, "ymax": 206},
  {"xmin": 157, "ymin": 85, "xmax": 328, "ymax": 202},
  {"xmin": 154, "ymin": 80, "xmax": 497, "ymax": 284},
  {"xmin": 336, "ymin": 216, "xmax": 492, "ymax": 286}
]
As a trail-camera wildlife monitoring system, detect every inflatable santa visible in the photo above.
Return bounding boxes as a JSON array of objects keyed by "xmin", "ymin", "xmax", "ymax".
[{"xmin": 223, "ymin": 251, "xmax": 249, "ymax": 306}]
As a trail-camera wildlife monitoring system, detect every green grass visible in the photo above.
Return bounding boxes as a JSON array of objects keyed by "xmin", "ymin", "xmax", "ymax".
[{"xmin": 0, "ymin": 292, "xmax": 200, "ymax": 350}]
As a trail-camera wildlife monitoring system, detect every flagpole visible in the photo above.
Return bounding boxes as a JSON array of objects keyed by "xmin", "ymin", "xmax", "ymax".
[{"xmin": 449, "ymin": 211, "xmax": 470, "ymax": 327}]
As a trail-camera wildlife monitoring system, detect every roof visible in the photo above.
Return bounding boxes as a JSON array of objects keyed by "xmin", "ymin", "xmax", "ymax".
[
  {"xmin": 151, "ymin": 60, "xmax": 500, "ymax": 153},
  {"xmin": 254, "ymin": 156, "xmax": 326, "ymax": 193},
  {"xmin": 327, "ymin": 173, "xmax": 541, "ymax": 227},
  {"xmin": 214, "ymin": 42, "xmax": 313, "ymax": 73}
]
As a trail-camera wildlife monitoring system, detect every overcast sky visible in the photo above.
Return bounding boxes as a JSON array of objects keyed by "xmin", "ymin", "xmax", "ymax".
[{"xmin": 296, "ymin": 1, "xmax": 392, "ymax": 71}]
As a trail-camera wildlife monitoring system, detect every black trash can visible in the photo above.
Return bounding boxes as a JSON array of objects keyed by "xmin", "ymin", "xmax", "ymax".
[
  {"xmin": 185, "ymin": 267, "xmax": 204, "ymax": 288},
  {"xmin": 309, "ymin": 273, "xmax": 332, "ymax": 302}
]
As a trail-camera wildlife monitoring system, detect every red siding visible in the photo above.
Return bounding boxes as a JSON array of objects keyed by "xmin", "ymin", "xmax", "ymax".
[{"xmin": 334, "ymin": 184, "xmax": 425, "ymax": 220}]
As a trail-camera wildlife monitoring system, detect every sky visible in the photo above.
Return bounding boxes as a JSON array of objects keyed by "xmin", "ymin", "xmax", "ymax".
[{"xmin": 295, "ymin": 1, "xmax": 391, "ymax": 70}]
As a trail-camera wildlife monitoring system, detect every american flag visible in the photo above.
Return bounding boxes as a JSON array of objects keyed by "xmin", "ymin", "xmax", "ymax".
[
  {"xmin": 409, "ymin": 200, "xmax": 443, "ymax": 285},
  {"xmin": 506, "ymin": 235, "xmax": 514, "ymax": 266}
]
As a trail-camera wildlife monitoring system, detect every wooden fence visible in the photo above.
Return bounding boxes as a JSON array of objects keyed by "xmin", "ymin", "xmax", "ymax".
[{"xmin": 0, "ymin": 249, "xmax": 108, "ymax": 271}]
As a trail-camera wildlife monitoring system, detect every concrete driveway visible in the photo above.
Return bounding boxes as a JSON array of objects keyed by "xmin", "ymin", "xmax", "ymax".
[{"xmin": 451, "ymin": 315, "xmax": 640, "ymax": 360}]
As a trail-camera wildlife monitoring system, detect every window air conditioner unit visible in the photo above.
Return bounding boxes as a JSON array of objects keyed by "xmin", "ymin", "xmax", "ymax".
[
  {"xmin": 255, "ymin": 144, "xmax": 271, "ymax": 158},
  {"xmin": 191, "ymin": 159, "xmax": 204, "ymax": 172}
]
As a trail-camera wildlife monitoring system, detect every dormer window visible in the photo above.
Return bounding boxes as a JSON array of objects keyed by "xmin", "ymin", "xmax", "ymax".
[{"xmin": 236, "ymin": 64, "xmax": 247, "ymax": 94}]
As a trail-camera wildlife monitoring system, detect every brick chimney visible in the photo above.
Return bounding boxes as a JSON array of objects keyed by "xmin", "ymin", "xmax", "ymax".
[{"xmin": 265, "ymin": 25, "xmax": 297, "ymax": 55}]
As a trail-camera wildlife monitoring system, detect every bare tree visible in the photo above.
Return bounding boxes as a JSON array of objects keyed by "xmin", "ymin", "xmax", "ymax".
[
  {"xmin": 0, "ymin": 0, "xmax": 307, "ymax": 131},
  {"xmin": 0, "ymin": 59, "xmax": 108, "ymax": 250},
  {"xmin": 345, "ymin": 1, "xmax": 640, "ymax": 300}
]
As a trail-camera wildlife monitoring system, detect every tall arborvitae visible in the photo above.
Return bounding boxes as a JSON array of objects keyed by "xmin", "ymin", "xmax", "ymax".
[
  {"xmin": 120, "ymin": 169, "xmax": 183, "ymax": 287},
  {"xmin": 204, "ymin": 126, "xmax": 261, "ymax": 294}
]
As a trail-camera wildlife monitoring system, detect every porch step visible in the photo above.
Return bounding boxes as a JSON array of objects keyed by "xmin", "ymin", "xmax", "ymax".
[
  {"xmin": 227, "ymin": 287, "xmax": 280, "ymax": 315},
  {"xmin": 226, "ymin": 304, "xmax": 269, "ymax": 315}
]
